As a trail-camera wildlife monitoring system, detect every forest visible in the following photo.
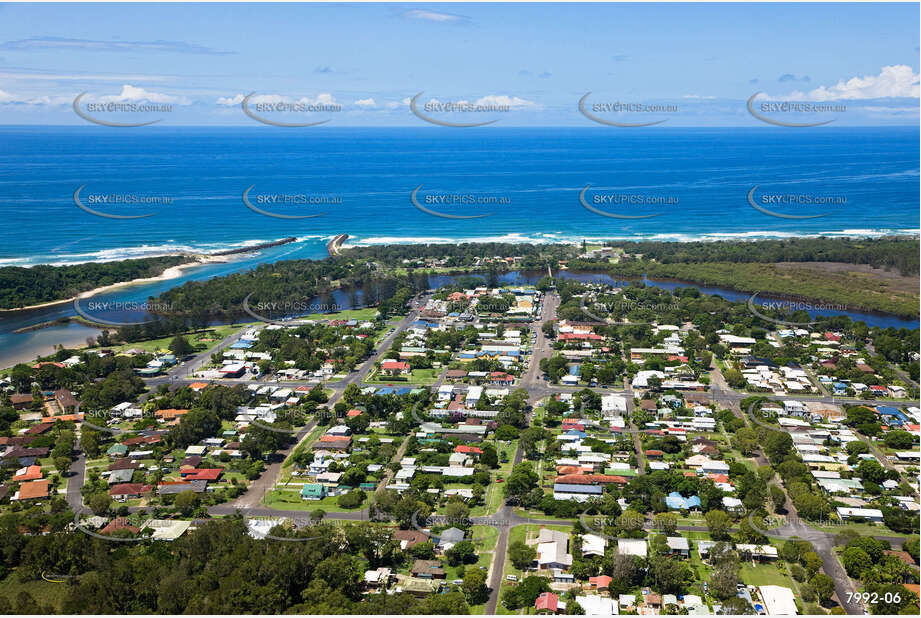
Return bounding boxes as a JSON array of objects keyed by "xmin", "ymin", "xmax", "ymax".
[{"xmin": 0, "ymin": 256, "xmax": 190, "ymax": 309}]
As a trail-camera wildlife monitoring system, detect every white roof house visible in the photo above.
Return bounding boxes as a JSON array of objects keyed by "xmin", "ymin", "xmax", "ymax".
[
  {"xmin": 759, "ymin": 585, "xmax": 798, "ymax": 615},
  {"xmin": 616, "ymin": 538, "xmax": 647, "ymax": 557},
  {"xmin": 836, "ymin": 507, "xmax": 884, "ymax": 521},
  {"xmin": 581, "ymin": 533, "xmax": 607, "ymax": 557}
]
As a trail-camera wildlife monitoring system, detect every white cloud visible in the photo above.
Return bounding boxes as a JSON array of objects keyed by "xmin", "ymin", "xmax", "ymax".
[
  {"xmin": 473, "ymin": 95, "xmax": 535, "ymax": 108},
  {"xmin": 403, "ymin": 9, "xmax": 468, "ymax": 23},
  {"xmin": 216, "ymin": 93, "xmax": 245, "ymax": 106},
  {"xmin": 216, "ymin": 93, "xmax": 337, "ymax": 107},
  {"xmin": 354, "ymin": 98, "xmax": 377, "ymax": 107},
  {"xmin": 0, "ymin": 89, "xmax": 72, "ymax": 105},
  {"xmin": 787, "ymin": 65, "xmax": 920, "ymax": 101},
  {"xmin": 97, "ymin": 85, "xmax": 189, "ymax": 104},
  {"xmin": 682, "ymin": 94, "xmax": 716, "ymax": 100}
]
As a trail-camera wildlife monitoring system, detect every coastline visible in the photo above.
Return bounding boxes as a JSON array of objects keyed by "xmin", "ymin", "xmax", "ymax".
[{"xmin": 0, "ymin": 257, "xmax": 220, "ymax": 313}]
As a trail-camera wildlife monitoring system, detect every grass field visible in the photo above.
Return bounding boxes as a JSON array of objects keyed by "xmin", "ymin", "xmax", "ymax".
[
  {"xmin": 262, "ymin": 488, "xmax": 371, "ymax": 513},
  {"xmin": 739, "ymin": 561, "xmax": 796, "ymax": 588},
  {"xmin": 0, "ymin": 572, "xmax": 70, "ymax": 612},
  {"xmin": 108, "ymin": 324, "xmax": 244, "ymax": 355}
]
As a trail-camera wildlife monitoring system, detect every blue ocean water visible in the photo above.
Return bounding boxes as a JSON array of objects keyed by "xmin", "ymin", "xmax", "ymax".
[
  {"xmin": 0, "ymin": 126, "xmax": 918, "ymax": 367},
  {"xmin": 1, "ymin": 126, "xmax": 917, "ymax": 267}
]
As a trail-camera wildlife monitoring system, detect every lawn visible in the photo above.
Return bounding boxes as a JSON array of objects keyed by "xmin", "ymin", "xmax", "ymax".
[
  {"xmin": 366, "ymin": 368, "xmax": 439, "ymax": 385},
  {"xmin": 262, "ymin": 488, "xmax": 370, "ymax": 513},
  {"xmin": 108, "ymin": 324, "xmax": 244, "ymax": 355},
  {"xmin": 0, "ymin": 571, "xmax": 70, "ymax": 612},
  {"xmin": 739, "ymin": 561, "xmax": 796, "ymax": 588}
]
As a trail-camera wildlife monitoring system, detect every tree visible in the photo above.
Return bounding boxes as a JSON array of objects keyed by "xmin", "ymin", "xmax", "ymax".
[
  {"xmin": 711, "ymin": 559, "xmax": 740, "ymax": 600},
  {"xmin": 770, "ymin": 485, "xmax": 786, "ymax": 511},
  {"xmin": 504, "ymin": 462, "xmax": 538, "ymax": 499},
  {"xmin": 169, "ymin": 335, "xmax": 194, "ymax": 357},
  {"xmin": 810, "ymin": 573, "xmax": 835, "ymax": 604},
  {"xmin": 88, "ymin": 492, "xmax": 111, "ymax": 516},
  {"xmin": 444, "ymin": 501, "xmax": 471, "ymax": 524},
  {"xmin": 310, "ymin": 509, "xmax": 326, "ymax": 524},
  {"xmin": 174, "ymin": 490, "xmax": 200, "ymax": 516},
  {"xmin": 461, "ymin": 567, "xmax": 489, "ymax": 605},
  {"xmin": 802, "ymin": 552, "xmax": 823, "ymax": 577},
  {"xmin": 705, "ymin": 509, "xmax": 732, "ymax": 540},
  {"xmin": 841, "ymin": 547, "xmax": 872, "ymax": 578},
  {"xmin": 53, "ymin": 456, "xmax": 72, "ymax": 476},
  {"xmin": 508, "ymin": 540, "xmax": 537, "ymax": 570},
  {"xmin": 446, "ymin": 540, "xmax": 477, "ymax": 567},
  {"xmin": 653, "ymin": 512, "xmax": 678, "ymax": 535},
  {"xmin": 884, "ymin": 430, "xmax": 915, "ymax": 449}
]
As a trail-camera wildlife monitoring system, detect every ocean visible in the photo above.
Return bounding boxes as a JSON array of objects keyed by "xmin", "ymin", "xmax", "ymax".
[
  {"xmin": 1, "ymin": 126, "xmax": 918, "ymax": 267},
  {"xmin": 0, "ymin": 126, "xmax": 918, "ymax": 366}
]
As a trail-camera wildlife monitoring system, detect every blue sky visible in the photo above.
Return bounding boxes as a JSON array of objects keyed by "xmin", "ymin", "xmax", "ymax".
[{"xmin": 0, "ymin": 2, "xmax": 918, "ymax": 125}]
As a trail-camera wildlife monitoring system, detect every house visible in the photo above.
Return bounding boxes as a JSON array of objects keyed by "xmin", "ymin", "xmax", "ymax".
[
  {"xmin": 535, "ymin": 592, "xmax": 559, "ymax": 614},
  {"xmin": 107, "ymin": 468, "xmax": 136, "ymax": 485},
  {"xmin": 437, "ymin": 527, "xmax": 465, "ymax": 550},
  {"xmin": 140, "ymin": 519, "xmax": 192, "ymax": 541},
  {"xmin": 392, "ymin": 529, "xmax": 429, "ymax": 550},
  {"xmin": 99, "ymin": 518, "xmax": 140, "ymax": 536},
  {"xmin": 616, "ymin": 538, "xmax": 647, "ymax": 558},
  {"xmin": 363, "ymin": 567, "xmax": 392, "ymax": 590},
  {"xmin": 581, "ymin": 533, "xmax": 607, "ymax": 558},
  {"xmin": 759, "ymin": 585, "xmax": 798, "ymax": 616},
  {"xmin": 588, "ymin": 575, "xmax": 613, "ymax": 590},
  {"xmin": 53, "ymin": 388, "xmax": 79, "ymax": 412},
  {"xmin": 575, "ymin": 595, "xmax": 615, "ymax": 616},
  {"xmin": 381, "ymin": 360, "xmax": 411, "ymax": 376},
  {"xmin": 12, "ymin": 479, "xmax": 49, "ymax": 501},
  {"xmin": 13, "ymin": 465, "xmax": 43, "ymax": 482},
  {"xmin": 666, "ymin": 536, "xmax": 690, "ymax": 557},
  {"xmin": 665, "ymin": 492, "xmax": 701, "ymax": 510},
  {"xmin": 180, "ymin": 468, "xmax": 223, "ymax": 482},
  {"xmin": 106, "ymin": 443, "xmax": 129, "ymax": 458},
  {"xmin": 109, "ymin": 483, "xmax": 153, "ymax": 499},
  {"xmin": 300, "ymin": 483, "xmax": 327, "ymax": 500},
  {"xmin": 836, "ymin": 507, "xmax": 884, "ymax": 522},
  {"xmin": 537, "ymin": 528, "xmax": 573, "ymax": 570},
  {"xmin": 411, "ymin": 559, "xmax": 446, "ymax": 579}
]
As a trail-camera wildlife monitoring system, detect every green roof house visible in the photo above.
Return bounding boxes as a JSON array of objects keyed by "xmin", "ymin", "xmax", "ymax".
[
  {"xmin": 107, "ymin": 444, "xmax": 129, "ymax": 457},
  {"xmin": 300, "ymin": 483, "xmax": 327, "ymax": 500}
]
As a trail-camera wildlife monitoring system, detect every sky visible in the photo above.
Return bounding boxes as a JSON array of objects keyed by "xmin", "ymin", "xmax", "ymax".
[{"xmin": 0, "ymin": 2, "xmax": 918, "ymax": 126}]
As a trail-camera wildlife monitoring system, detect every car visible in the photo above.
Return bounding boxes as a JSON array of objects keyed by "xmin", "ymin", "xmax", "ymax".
[
  {"xmin": 452, "ymin": 579, "xmax": 464, "ymax": 585},
  {"xmin": 496, "ymin": 477, "xmax": 504, "ymax": 482},
  {"xmin": 506, "ymin": 575, "xmax": 518, "ymax": 582}
]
